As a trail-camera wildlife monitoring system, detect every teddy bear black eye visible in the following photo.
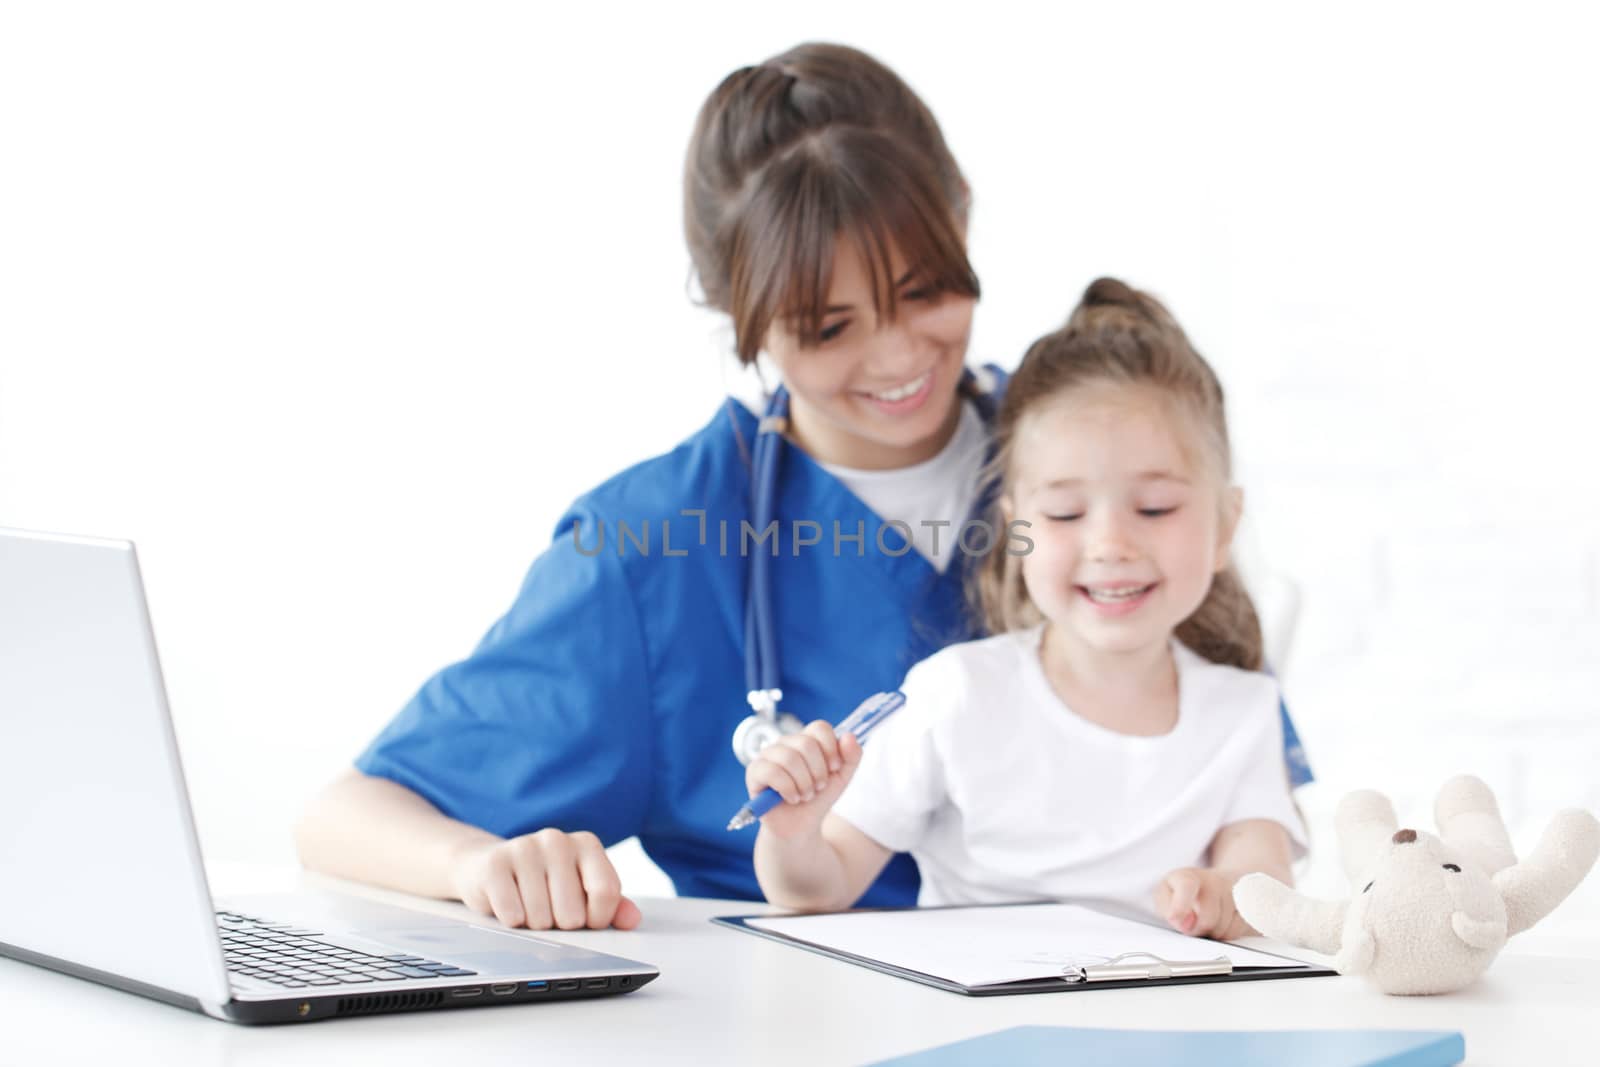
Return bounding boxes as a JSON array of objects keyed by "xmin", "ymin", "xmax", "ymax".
[
  {"xmin": 1362, "ymin": 881, "xmax": 1373, "ymax": 893},
  {"xmin": 1442, "ymin": 863, "xmax": 1461, "ymax": 872}
]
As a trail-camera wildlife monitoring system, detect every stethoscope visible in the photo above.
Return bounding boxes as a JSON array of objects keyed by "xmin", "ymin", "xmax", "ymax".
[{"xmin": 732, "ymin": 364, "xmax": 1001, "ymax": 766}]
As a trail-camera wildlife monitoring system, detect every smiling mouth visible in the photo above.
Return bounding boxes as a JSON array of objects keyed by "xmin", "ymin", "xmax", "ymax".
[
  {"xmin": 863, "ymin": 370, "xmax": 932, "ymax": 402},
  {"xmin": 1079, "ymin": 583, "xmax": 1156, "ymax": 604}
]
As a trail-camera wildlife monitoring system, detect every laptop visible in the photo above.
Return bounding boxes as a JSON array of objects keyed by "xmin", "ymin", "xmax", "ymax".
[{"xmin": 0, "ymin": 526, "xmax": 659, "ymax": 1024}]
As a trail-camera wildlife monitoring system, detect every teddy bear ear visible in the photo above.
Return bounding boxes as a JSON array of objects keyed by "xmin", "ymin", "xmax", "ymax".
[
  {"xmin": 1451, "ymin": 911, "xmax": 1507, "ymax": 952},
  {"xmin": 1337, "ymin": 790, "xmax": 1398, "ymax": 889},
  {"xmin": 1333, "ymin": 927, "xmax": 1375, "ymax": 977}
]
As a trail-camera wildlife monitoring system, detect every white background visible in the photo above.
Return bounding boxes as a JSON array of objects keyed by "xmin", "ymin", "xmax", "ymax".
[{"xmin": 3, "ymin": 2, "xmax": 1596, "ymax": 910}]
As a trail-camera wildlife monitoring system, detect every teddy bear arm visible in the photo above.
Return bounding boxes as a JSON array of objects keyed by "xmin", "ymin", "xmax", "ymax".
[
  {"xmin": 1495, "ymin": 809, "xmax": 1600, "ymax": 938},
  {"xmin": 1232, "ymin": 873, "xmax": 1345, "ymax": 955}
]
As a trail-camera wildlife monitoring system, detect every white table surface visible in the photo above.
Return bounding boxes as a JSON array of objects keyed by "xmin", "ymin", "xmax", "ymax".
[{"xmin": 4, "ymin": 862, "xmax": 1597, "ymax": 1066}]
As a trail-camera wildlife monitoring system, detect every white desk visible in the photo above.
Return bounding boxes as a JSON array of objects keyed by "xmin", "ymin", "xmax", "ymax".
[{"xmin": 4, "ymin": 864, "xmax": 1597, "ymax": 1066}]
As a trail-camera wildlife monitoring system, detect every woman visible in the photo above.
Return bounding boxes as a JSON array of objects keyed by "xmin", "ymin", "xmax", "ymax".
[{"xmin": 293, "ymin": 42, "xmax": 1310, "ymax": 931}]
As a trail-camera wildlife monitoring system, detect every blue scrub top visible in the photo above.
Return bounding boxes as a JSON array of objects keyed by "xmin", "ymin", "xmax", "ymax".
[
  {"xmin": 357, "ymin": 398, "xmax": 980, "ymax": 904},
  {"xmin": 357, "ymin": 387, "xmax": 1314, "ymax": 907}
]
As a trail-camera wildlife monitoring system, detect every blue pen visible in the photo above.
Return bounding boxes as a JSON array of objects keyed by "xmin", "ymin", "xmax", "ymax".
[{"xmin": 725, "ymin": 690, "xmax": 906, "ymax": 831}]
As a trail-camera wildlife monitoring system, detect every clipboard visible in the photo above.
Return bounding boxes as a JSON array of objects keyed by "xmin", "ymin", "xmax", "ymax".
[{"xmin": 711, "ymin": 900, "xmax": 1336, "ymax": 996}]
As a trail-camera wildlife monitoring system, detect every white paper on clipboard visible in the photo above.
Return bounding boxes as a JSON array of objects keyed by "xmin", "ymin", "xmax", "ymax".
[{"xmin": 746, "ymin": 902, "xmax": 1301, "ymax": 987}]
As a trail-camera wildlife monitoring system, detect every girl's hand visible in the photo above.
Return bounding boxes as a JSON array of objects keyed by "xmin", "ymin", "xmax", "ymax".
[
  {"xmin": 745, "ymin": 720, "xmax": 863, "ymax": 839},
  {"xmin": 1155, "ymin": 867, "xmax": 1252, "ymax": 941},
  {"xmin": 449, "ymin": 829, "xmax": 641, "ymax": 931}
]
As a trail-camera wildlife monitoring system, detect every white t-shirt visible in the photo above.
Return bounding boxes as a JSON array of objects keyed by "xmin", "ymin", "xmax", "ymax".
[
  {"xmin": 831, "ymin": 625, "xmax": 1308, "ymax": 914},
  {"xmin": 817, "ymin": 399, "xmax": 987, "ymax": 573}
]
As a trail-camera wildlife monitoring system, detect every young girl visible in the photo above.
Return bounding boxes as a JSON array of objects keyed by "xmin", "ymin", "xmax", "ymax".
[{"xmin": 747, "ymin": 278, "xmax": 1306, "ymax": 941}]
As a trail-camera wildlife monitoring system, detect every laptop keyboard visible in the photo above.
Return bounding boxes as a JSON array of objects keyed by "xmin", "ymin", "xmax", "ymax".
[{"xmin": 217, "ymin": 910, "xmax": 478, "ymax": 989}]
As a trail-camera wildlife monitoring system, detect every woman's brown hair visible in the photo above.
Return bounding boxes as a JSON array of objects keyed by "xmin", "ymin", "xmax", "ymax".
[
  {"xmin": 684, "ymin": 43, "xmax": 980, "ymax": 364},
  {"xmin": 973, "ymin": 277, "xmax": 1265, "ymax": 671}
]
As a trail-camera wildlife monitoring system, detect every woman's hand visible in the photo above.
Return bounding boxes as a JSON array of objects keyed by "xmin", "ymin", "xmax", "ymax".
[
  {"xmin": 745, "ymin": 720, "xmax": 863, "ymax": 839},
  {"xmin": 449, "ymin": 829, "xmax": 641, "ymax": 931},
  {"xmin": 1154, "ymin": 867, "xmax": 1253, "ymax": 941}
]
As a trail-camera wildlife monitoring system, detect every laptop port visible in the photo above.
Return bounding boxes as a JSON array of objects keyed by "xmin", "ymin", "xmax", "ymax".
[
  {"xmin": 489, "ymin": 984, "xmax": 517, "ymax": 996},
  {"xmin": 554, "ymin": 980, "xmax": 579, "ymax": 992},
  {"xmin": 526, "ymin": 981, "xmax": 549, "ymax": 992},
  {"xmin": 451, "ymin": 987, "xmax": 484, "ymax": 998},
  {"xmin": 584, "ymin": 978, "xmax": 609, "ymax": 990}
]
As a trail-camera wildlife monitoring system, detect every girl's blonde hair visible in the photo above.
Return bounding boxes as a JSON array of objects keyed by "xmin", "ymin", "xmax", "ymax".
[{"xmin": 973, "ymin": 277, "xmax": 1264, "ymax": 671}]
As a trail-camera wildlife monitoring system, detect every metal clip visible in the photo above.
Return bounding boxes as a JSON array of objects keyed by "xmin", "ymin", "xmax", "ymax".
[{"xmin": 1061, "ymin": 952, "xmax": 1233, "ymax": 984}]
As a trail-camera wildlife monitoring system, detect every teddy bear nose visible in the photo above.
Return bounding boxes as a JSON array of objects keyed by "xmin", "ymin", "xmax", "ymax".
[{"xmin": 1392, "ymin": 829, "xmax": 1417, "ymax": 844}]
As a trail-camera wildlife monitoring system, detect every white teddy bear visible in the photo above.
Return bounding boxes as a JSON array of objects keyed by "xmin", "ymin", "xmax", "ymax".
[{"xmin": 1233, "ymin": 775, "xmax": 1600, "ymax": 995}]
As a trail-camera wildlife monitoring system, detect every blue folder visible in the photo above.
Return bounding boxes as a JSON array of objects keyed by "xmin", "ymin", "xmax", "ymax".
[{"xmin": 868, "ymin": 1026, "xmax": 1464, "ymax": 1066}]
